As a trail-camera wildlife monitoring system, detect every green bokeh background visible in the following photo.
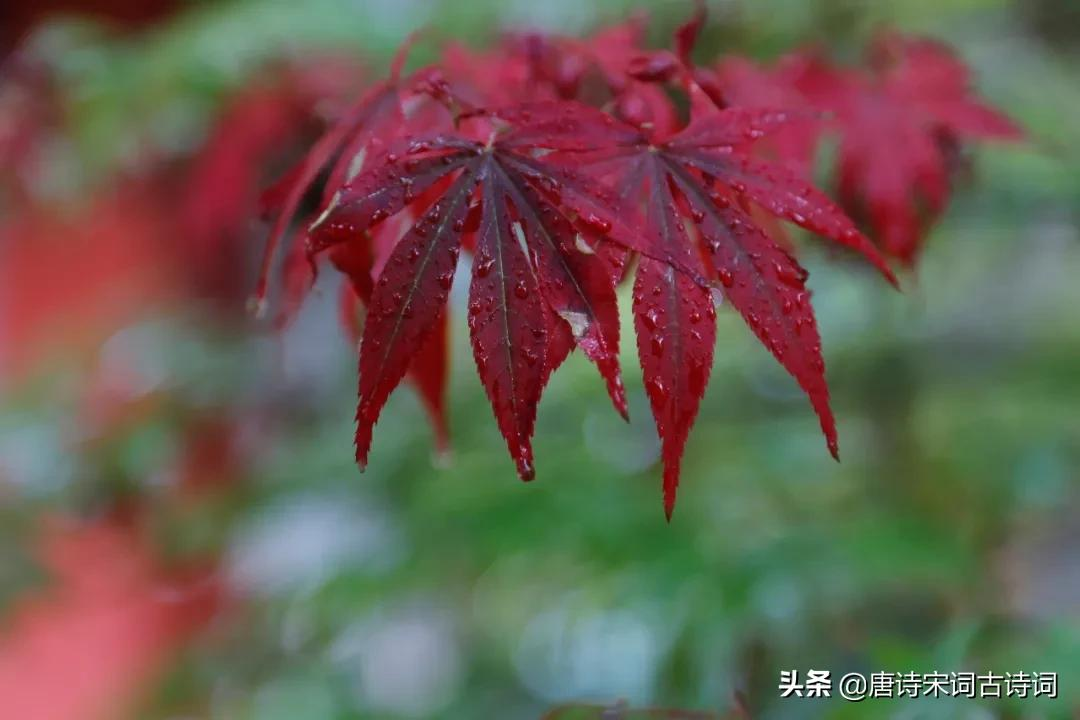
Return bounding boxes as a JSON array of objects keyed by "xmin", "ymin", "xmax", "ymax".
[{"xmin": 2, "ymin": 0, "xmax": 1078, "ymax": 718}]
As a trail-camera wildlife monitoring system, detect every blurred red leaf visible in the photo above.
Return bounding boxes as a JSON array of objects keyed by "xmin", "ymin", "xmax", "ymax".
[
  {"xmin": 800, "ymin": 33, "xmax": 1022, "ymax": 264},
  {"xmin": 0, "ymin": 192, "xmax": 177, "ymax": 383},
  {"xmin": 0, "ymin": 517, "xmax": 220, "ymax": 720}
]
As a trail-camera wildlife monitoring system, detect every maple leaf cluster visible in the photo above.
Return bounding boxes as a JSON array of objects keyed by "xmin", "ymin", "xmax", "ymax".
[
  {"xmin": 255, "ymin": 6, "xmax": 1019, "ymax": 518},
  {"xmin": 695, "ymin": 30, "xmax": 1022, "ymax": 264}
]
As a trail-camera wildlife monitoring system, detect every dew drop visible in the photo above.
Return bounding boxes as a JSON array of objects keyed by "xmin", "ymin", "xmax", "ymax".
[
  {"xmin": 476, "ymin": 256, "xmax": 494, "ymax": 278},
  {"xmin": 710, "ymin": 288, "xmax": 725, "ymax": 309},
  {"xmin": 582, "ymin": 214, "xmax": 612, "ymax": 234},
  {"xmin": 646, "ymin": 378, "xmax": 668, "ymax": 405},
  {"xmin": 774, "ymin": 262, "xmax": 805, "ymax": 288},
  {"xmin": 516, "ymin": 455, "xmax": 535, "ymax": 482}
]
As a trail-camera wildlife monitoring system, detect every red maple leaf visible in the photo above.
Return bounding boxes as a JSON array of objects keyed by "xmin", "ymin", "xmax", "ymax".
[
  {"xmin": 557, "ymin": 77, "xmax": 895, "ymax": 517},
  {"xmin": 306, "ymin": 103, "xmax": 677, "ymax": 480},
  {"xmin": 797, "ymin": 32, "xmax": 1022, "ymax": 264},
  {"xmin": 330, "ymin": 207, "xmax": 455, "ymax": 457},
  {"xmin": 252, "ymin": 11, "xmax": 907, "ymax": 517},
  {"xmin": 440, "ymin": 40, "xmax": 553, "ymax": 108},
  {"xmin": 253, "ymin": 11, "xmax": 1024, "ymax": 518},
  {"xmin": 287, "ymin": 74, "xmax": 895, "ymax": 517},
  {"xmin": 704, "ymin": 53, "xmax": 825, "ymax": 175}
]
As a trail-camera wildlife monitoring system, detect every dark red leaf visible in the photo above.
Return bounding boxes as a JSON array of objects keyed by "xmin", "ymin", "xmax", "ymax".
[
  {"xmin": 505, "ymin": 168, "xmax": 627, "ymax": 419},
  {"xmin": 634, "ymin": 257, "xmax": 714, "ymax": 520},
  {"xmin": 702, "ymin": 54, "xmax": 824, "ymax": 173},
  {"xmin": 674, "ymin": 0, "xmax": 707, "ymax": 64},
  {"xmin": 669, "ymin": 148, "xmax": 897, "ymax": 285},
  {"xmin": 467, "ymin": 170, "xmax": 549, "ymax": 480},
  {"xmin": 572, "ymin": 97, "xmax": 883, "ymax": 511},
  {"xmin": 253, "ymin": 78, "xmax": 407, "ymax": 314},
  {"xmin": 333, "ymin": 230, "xmax": 452, "ymax": 454},
  {"xmin": 312, "ymin": 102, "xmax": 647, "ymax": 479},
  {"xmin": 671, "ymin": 173, "xmax": 838, "ymax": 460},
  {"xmin": 409, "ymin": 309, "xmax": 452, "ymax": 456},
  {"xmin": 354, "ymin": 171, "xmax": 474, "ymax": 468}
]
